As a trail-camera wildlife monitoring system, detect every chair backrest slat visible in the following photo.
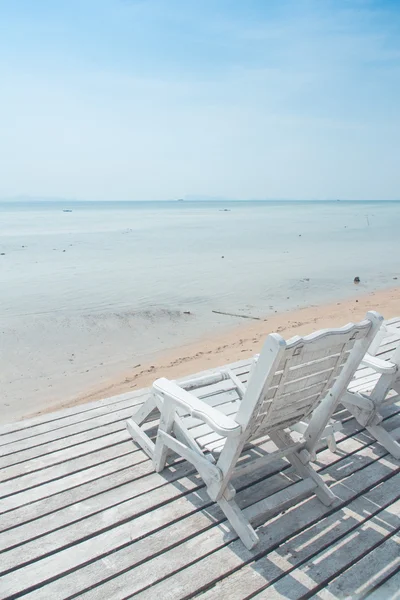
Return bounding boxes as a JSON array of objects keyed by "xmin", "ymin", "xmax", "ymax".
[{"xmin": 234, "ymin": 312, "xmax": 383, "ymax": 444}]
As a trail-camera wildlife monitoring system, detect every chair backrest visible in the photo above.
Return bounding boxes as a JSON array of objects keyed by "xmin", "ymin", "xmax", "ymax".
[{"xmin": 234, "ymin": 311, "xmax": 383, "ymax": 444}]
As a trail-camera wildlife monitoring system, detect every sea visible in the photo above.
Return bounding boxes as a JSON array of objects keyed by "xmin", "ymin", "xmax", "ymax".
[{"xmin": 1, "ymin": 199, "xmax": 400, "ymax": 421}]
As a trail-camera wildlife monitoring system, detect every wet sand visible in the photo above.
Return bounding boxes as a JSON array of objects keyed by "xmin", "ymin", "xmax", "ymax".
[{"xmin": 30, "ymin": 285, "xmax": 399, "ymax": 419}]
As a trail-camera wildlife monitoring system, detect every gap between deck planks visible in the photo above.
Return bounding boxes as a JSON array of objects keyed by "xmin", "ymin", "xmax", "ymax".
[
  {"xmin": 0, "ymin": 411, "xmax": 399, "ymax": 599},
  {"xmin": 11, "ymin": 444, "xmax": 398, "ymax": 600},
  {"xmin": 0, "ymin": 318, "xmax": 398, "ymax": 600},
  {"xmin": 0, "ymin": 401, "xmax": 398, "ymax": 527}
]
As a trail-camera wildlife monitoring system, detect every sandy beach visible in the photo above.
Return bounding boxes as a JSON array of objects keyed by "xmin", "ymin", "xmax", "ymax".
[{"xmin": 25, "ymin": 285, "xmax": 396, "ymax": 420}]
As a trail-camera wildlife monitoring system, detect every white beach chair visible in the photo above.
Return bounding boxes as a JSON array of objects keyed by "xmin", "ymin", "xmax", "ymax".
[
  {"xmin": 127, "ymin": 312, "xmax": 382, "ymax": 549},
  {"xmin": 342, "ymin": 323, "xmax": 400, "ymax": 458}
]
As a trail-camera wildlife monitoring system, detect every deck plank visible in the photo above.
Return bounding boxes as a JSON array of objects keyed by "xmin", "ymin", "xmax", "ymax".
[
  {"xmin": 318, "ymin": 529, "xmax": 400, "ymax": 600},
  {"xmin": 90, "ymin": 456, "xmax": 399, "ymax": 600},
  {"xmin": 2, "ymin": 425, "xmax": 398, "ymax": 600},
  {"xmin": 364, "ymin": 566, "xmax": 400, "ymax": 600},
  {"xmin": 0, "ymin": 322, "xmax": 399, "ymax": 600},
  {"xmin": 197, "ymin": 474, "xmax": 400, "ymax": 600}
]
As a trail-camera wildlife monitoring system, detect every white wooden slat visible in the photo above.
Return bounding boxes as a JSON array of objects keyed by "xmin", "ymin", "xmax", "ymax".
[
  {"xmin": 0, "ymin": 430, "xmax": 129, "ymax": 482},
  {"xmin": 0, "ymin": 405, "xmax": 138, "ymax": 458},
  {"xmin": 0, "ymin": 419, "xmax": 129, "ymax": 470},
  {"xmin": 0, "ymin": 391, "xmax": 148, "ymax": 447},
  {"xmin": 267, "ymin": 396, "xmax": 321, "ymax": 424},
  {"xmin": 365, "ymin": 567, "xmax": 400, "ymax": 600},
  {"xmin": 0, "ymin": 321, "xmax": 399, "ymax": 599},
  {"xmin": 81, "ymin": 453, "xmax": 399, "ymax": 600},
  {"xmin": 7, "ymin": 423, "xmax": 396, "ymax": 600},
  {"xmin": 197, "ymin": 473, "xmax": 400, "ymax": 600},
  {"xmin": 195, "ymin": 398, "xmax": 400, "ymax": 455},
  {"xmin": 0, "ymin": 455, "xmax": 296, "ymax": 595},
  {"xmin": 0, "ymin": 460, "xmax": 196, "ymax": 553},
  {"xmin": 348, "ymin": 371, "xmax": 381, "ymax": 392},
  {"xmin": 0, "ymin": 453, "xmax": 153, "ymax": 530},
  {"xmin": 180, "ymin": 388, "xmax": 240, "ymax": 425},
  {"xmin": 270, "ymin": 355, "xmax": 346, "ymax": 387},
  {"xmin": 0, "ymin": 450, "xmax": 146, "ymax": 515},
  {"xmin": 0, "ymin": 389, "xmax": 148, "ymax": 439},
  {"xmin": 0, "ymin": 438, "xmax": 283, "ymax": 552},
  {"xmin": 278, "ymin": 367, "xmax": 339, "ymax": 396},
  {"xmin": 320, "ymin": 531, "xmax": 400, "ymax": 599},
  {"xmin": 7, "ymin": 403, "xmax": 394, "ymax": 535},
  {"xmin": 385, "ymin": 316, "xmax": 400, "ymax": 327},
  {"xmin": 351, "ymin": 346, "xmax": 400, "ymax": 385}
]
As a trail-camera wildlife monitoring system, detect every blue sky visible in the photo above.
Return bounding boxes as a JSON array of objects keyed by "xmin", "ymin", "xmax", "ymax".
[{"xmin": 0, "ymin": 0, "xmax": 399, "ymax": 200}]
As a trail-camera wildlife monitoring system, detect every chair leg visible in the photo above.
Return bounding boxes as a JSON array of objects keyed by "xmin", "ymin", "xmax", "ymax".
[
  {"xmin": 366, "ymin": 424, "xmax": 400, "ymax": 459},
  {"xmin": 126, "ymin": 418, "xmax": 156, "ymax": 459},
  {"xmin": 271, "ymin": 431, "xmax": 337, "ymax": 507},
  {"xmin": 295, "ymin": 457, "xmax": 337, "ymax": 506},
  {"xmin": 217, "ymin": 492, "xmax": 259, "ymax": 550},
  {"xmin": 126, "ymin": 395, "xmax": 159, "ymax": 459},
  {"xmin": 131, "ymin": 395, "xmax": 157, "ymax": 426},
  {"xmin": 153, "ymin": 402, "xmax": 176, "ymax": 472},
  {"xmin": 326, "ymin": 433, "xmax": 337, "ymax": 453}
]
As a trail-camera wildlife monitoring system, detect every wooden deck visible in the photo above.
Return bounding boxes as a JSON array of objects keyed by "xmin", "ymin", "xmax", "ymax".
[{"xmin": 1, "ymin": 318, "xmax": 399, "ymax": 600}]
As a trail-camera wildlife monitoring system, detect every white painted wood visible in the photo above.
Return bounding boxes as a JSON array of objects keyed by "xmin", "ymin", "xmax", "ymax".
[
  {"xmin": 362, "ymin": 352, "xmax": 397, "ymax": 373},
  {"xmin": 343, "ymin": 320, "xmax": 400, "ymax": 458},
  {"xmin": 0, "ymin": 317, "xmax": 398, "ymax": 598},
  {"xmin": 0, "ymin": 404, "xmax": 138, "ymax": 458},
  {"xmin": 125, "ymin": 418, "xmax": 155, "ymax": 459},
  {"xmin": 0, "ymin": 390, "xmax": 149, "ymax": 448},
  {"xmin": 128, "ymin": 312, "xmax": 383, "ymax": 549},
  {"xmin": 259, "ymin": 504, "xmax": 400, "ymax": 600},
  {"xmin": 322, "ymin": 533, "xmax": 400, "ymax": 599},
  {"xmin": 0, "ymin": 429, "xmax": 129, "ymax": 482},
  {"xmin": 198, "ymin": 472, "xmax": 400, "ymax": 600},
  {"xmin": 366, "ymin": 423, "xmax": 400, "ymax": 458},
  {"xmin": 117, "ymin": 458, "xmax": 399, "ymax": 600},
  {"xmin": 153, "ymin": 379, "xmax": 241, "ymax": 437},
  {"xmin": 5, "ymin": 434, "xmax": 394, "ymax": 600},
  {"xmin": 366, "ymin": 568, "xmax": 400, "ymax": 600}
]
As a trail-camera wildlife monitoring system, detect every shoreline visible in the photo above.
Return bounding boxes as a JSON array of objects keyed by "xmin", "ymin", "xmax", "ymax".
[{"xmin": 25, "ymin": 285, "xmax": 399, "ymax": 420}]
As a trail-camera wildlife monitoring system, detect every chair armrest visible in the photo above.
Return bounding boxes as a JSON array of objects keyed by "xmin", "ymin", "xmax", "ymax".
[
  {"xmin": 361, "ymin": 353, "xmax": 397, "ymax": 375},
  {"xmin": 153, "ymin": 378, "xmax": 242, "ymax": 438}
]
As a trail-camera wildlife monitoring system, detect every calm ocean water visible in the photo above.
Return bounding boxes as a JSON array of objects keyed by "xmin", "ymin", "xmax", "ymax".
[
  {"xmin": 1, "ymin": 199, "xmax": 400, "ymax": 316},
  {"xmin": 1, "ymin": 199, "xmax": 400, "ymax": 420}
]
